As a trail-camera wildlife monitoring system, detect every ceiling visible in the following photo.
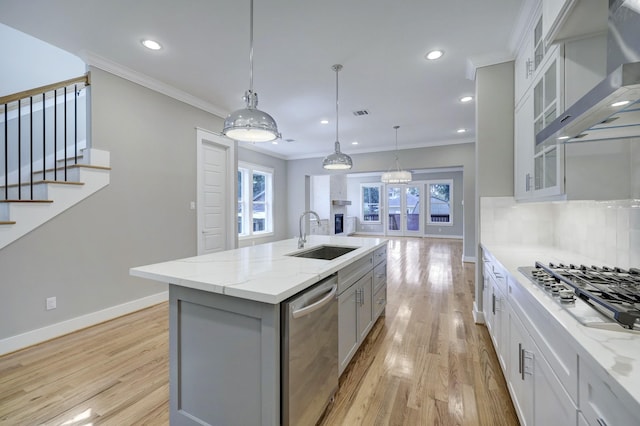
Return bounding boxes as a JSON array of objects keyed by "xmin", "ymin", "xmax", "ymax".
[{"xmin": 0, "ymin": 0, "xmax": 526, "ymax": 160}]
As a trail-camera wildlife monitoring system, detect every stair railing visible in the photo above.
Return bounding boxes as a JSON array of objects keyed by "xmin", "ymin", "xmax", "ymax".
[{"xmin": 1, "ymin": 73, "xmax": 90, "ymax": 201}]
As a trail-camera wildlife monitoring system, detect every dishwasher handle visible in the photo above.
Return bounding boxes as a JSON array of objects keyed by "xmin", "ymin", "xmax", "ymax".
[{"xmin": 291, "ymin": 284, "xmax": 337, "ymax": 319}]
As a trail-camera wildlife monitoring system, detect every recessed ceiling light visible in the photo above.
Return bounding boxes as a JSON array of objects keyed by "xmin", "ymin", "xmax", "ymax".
[
  {"xmin": 557, "ymin": 136, "xmax": 570, "ymax": 140},
  {"xmin": 271, "ymin": 141, "xmax": 278, "ymax": 145},
  {"xmin": 352, "ymin": 141, "xmax": 359, "ymax": 145},
  {"xmin": 611, "ymin": 100, "xmax": 630, "ymax": 107},
  {"xmin": 425, "ymin": 50, "xmax": 444, "ymax": 60},
  {"xmin": 457, "ymin": 128, "xmax": 467, "ymax": 133},
  {"xmin": 460, "ymin": 96, "xmax": 473, "ymax": 103},
  {"xmin": 320, "ymin": 119, "xmax": 329, "ymax": 124},
  {"xmin": 141, "ymin": 39, "xmax": 162, "ymax": 50}
]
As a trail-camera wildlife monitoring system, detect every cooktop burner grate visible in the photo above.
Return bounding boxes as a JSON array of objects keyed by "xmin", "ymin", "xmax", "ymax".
[{"xmin": 528, "ymin": 262, "xmax": 640, "ymax": 330}]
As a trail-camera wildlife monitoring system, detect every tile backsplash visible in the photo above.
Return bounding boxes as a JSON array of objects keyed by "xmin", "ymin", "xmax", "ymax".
[{"xmin": 481, "ymin": 197, "xmax": 640, "ymax": 269}]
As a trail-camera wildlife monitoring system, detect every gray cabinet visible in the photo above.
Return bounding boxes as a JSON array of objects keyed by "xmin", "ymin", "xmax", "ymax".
[
  {"xmin": 168, "ymin": 285, "xmax": 281, "ymax": 425},
  {"xmin": 338, "ymin": 244, "xmax": 387, "ymax": 376}
]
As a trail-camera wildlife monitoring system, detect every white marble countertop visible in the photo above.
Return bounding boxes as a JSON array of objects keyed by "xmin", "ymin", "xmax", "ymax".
[
  {"xmin": 130, "ymin": 235, "xmax": 387, "ymax": 304},
  {"xmin": 481, "ymin": 242, "xmax": 640, "ymax": 412}
]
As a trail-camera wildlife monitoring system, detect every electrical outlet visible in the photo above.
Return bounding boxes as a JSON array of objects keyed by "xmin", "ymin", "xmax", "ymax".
[
  {"xmin": 46, "ymin": 297, "xmax": 57, "ymax": 310},
  {"xmin": 190, "ymin": 201, "xmax": 196, "ymax": 210}
]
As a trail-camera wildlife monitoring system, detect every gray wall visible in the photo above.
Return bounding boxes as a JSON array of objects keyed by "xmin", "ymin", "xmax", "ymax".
[
  {"xmin": 0, "ymin": 67, "xmax": 223, "ymax": 340},
  {"xmin": 237, "ymin": 147, "xmax": 289, "ymax": 247},
  {"xmin": 287, "ymin": 143, "xmax": 476, "ymax": 260},
  {"xmin": 475, "ymin": 61, "xmax": 515, "ymax": 316}
]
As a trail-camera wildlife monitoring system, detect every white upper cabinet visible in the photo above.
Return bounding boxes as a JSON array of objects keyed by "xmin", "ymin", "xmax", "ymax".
[{"xmin": 514, "ymin": 7, "xmax": 565, "ymax": 201}]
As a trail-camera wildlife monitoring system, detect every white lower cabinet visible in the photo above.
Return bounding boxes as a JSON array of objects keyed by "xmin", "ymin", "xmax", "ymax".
[
  {"xmin": 579, "ymin": 357, "xmax": 640, "ymax": 426},
  {"xmin": 482, "ymin": 254, "xmax": 508, "ymax": 372},
  {"xmin": 484, "ymin": 248, "xmax": 578, "ymax": 426}
]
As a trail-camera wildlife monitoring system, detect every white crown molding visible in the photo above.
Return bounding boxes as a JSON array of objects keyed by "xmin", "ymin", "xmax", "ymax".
[
  {"xmin": 508, "ymin": 0, "xmax": 542, "ymax": 55},
  {"xmin": 465, "ymin": 0, "xmax": 541, "ymax": 81},
  {"xmin": 285, "ymin": 139, "xmax": 476, "ymax": 161},
  {"xmin": 465, "ymin": 52, "xmax": 516, "ymax": 80},
  {"xmin": 79, "ymin": 49, "xmax": 230, "ymax": 119},
  {"xmin": 237, "ymin": 141, "xmax": 289, "ymax": 160}
]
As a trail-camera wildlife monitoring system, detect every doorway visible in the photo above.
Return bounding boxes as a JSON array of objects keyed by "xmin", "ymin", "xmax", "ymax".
[
  {"xmin": 386, "ymin": 184, "xmax": 421, "ymax": 236},
  {"xmin": 196, "ymin": 128, "xmax": 236, "ymax": 255}
]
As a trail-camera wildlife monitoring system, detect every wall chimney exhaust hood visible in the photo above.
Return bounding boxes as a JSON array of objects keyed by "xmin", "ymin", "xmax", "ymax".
[
  {"xmin": 536, "ymin": 63, "xmax": 640, "ymax": 146},
  {"xmin": 331, "ymin": 200, "xmax": 351, "ymax": 206},
  {"xmin": 536, "ymin": 0, "xmax": 640, "ymax": 147}
]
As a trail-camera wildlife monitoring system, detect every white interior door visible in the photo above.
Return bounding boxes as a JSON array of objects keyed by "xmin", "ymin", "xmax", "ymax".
[
  {"xmin": 386, "ymin": 184, "xmax": 421, "ymax": 236},
  {"xmin": 197, "ymin": 129, "xmax": 236, "ymax": 255}
]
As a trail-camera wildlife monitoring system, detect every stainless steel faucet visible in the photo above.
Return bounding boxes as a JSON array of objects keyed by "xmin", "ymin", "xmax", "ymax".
[{"xmin": 298, "ymin": 210, "xmax": 321, "ymax": 248}]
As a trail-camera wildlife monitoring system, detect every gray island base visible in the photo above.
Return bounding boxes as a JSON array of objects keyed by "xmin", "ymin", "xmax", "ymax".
[{"xmin": 130, "ymin": 235, "xmax": 388, "ymax": 425}]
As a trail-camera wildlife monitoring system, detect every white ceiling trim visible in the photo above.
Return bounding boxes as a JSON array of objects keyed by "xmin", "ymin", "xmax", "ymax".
[
  {"xmin": 80, "ymin": 49, "xmax": 230, "ymax": 119},
  {"xmin": 285, "ymin": 139, "xmax": 476, "ymax": 161}
]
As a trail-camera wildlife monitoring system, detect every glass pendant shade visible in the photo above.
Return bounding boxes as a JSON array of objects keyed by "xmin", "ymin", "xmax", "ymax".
[
  {"xmin": 381, "ymin": 125, "xmax": 412, "ymax": 183},
  {"xmin": 380, "ymin": 170, "xmax": 412, "ymax": 183},
  {"xmin": 323, "ymin": 64, "xmax": 353, "ymax": 170},
  {"xmin": 323, "ymin": 141, "xmax": 353, "ymax": 170},
  {"xmin": 222, "ymin": 0, "xmax": 279, "ymax": 142},
  {"xmin": 223, "ymin": 91, "xmax": 279, "ymax": 142}
]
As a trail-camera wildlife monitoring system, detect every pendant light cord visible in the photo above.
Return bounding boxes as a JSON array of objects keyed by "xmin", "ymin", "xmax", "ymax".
[
  {"xmin": 335, "ymin": 65, "xmax": 340, "ymax": 144},
  {"xmin": 394, "ymin": 125, "xmax": 400, "ymax": 169},
  {"xmin": 248, "ymin": 0, "xmax": 254, "ymax": 93}
]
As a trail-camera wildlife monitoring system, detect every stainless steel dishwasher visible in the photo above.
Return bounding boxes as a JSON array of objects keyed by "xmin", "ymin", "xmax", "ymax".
[{"xmin": 281, "ymin": 274, "xmax": 338, "ymax": 426}]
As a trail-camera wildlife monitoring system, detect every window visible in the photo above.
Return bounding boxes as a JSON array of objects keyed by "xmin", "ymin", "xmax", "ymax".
[
  {"xmin": 238, "ymin": 163, "xmax": 274, "ymax": 237},
  {"xmin": 361, "ymin": 184, "xmax": 381, "ymax": 223},
  {"xmin": 427, "ymin": 180, "xmax": 453, "ymax": 225}
]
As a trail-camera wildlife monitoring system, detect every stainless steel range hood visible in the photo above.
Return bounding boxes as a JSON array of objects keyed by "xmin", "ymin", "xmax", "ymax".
[{"xmin": 536, "ymin": 0, "xmax": 640, "ymax": 147}]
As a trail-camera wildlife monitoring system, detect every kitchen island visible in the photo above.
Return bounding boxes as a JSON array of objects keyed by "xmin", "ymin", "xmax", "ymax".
[{"xmin": 130, "ymin": 235, "xmax": 387, "ymax": 426}]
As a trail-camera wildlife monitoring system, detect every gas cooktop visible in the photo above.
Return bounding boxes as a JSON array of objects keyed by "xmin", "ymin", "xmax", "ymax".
[{"xmin": 519, "ymin": 262, "xmax": 640, "ymax": 332}]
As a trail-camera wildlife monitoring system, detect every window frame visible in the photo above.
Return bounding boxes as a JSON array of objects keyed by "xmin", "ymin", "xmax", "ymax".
[
  {"xmin": 360, "ymin": 183, "xmax": 382, "ymax": 224},
  {"xmin": 238, "ymin": 162, "xmax": 274, "ymax": 239},
  {"xmin": 426, "ymin": 179, "xmax": 453, "ymax": 226}
]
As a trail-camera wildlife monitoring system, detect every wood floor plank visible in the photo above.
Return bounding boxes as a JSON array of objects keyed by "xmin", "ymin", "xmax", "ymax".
[{"xmin": 0, "ymin": 237, "xmax": 519, "ymax": 425}]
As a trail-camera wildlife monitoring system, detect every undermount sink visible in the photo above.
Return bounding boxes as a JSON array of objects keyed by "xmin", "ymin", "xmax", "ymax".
[{"xmin": 287, "ymin": 245, "xmax": 357, "ymax": 260}]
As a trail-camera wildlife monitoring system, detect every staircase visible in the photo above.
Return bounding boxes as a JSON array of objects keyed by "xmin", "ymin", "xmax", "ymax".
[{"xmin": 1, "ymin": 74, "xmax": 111, "ymax": 250}]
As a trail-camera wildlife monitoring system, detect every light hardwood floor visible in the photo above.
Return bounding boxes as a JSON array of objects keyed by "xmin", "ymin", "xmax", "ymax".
[{"xmin": 0, "ymin": 237, "xmax": 518, "ymax": 425}]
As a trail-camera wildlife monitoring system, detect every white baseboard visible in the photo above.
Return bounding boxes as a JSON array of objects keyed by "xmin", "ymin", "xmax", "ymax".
[
  {"xmin": 0, "ymin": 291, "xmax": 168, "ymax": 356},
  {"xmin": 473, "ymin": 302, "xmax": 486, "ymax": 324},
  {"xmin": 462, "ymin": 255, "xmax": 477, "ymax": 263},
  {"xmin": 424, "ymin": 234, "xmax": 463, "ymax": 240}
]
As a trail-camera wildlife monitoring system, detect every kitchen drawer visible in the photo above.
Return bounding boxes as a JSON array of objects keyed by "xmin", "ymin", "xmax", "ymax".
[
  {"xmin": 338, "ymin": 253, "xmax": 373, "ymax": 294},
  {"xmin": 579, "ymin": 358, "xmax": 640, "ymax": 426},
  {"xmin": 373, "ymin": 245, "xmax": 387, "ymax": 266},
  {"xmin": 373, "ymin": 284, "xmax": 386, "ymax": 319},
  {"xmin": 373, "ymin": 261, "xmax": 386, "ymax": 293},
  {"xmin": 508, "ymin": 275, "xmax": 578, "ymax": 404}
]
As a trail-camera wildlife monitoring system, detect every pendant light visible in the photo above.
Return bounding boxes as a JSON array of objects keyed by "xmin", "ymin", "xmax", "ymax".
[
  {"xmin": 381, "ymin": 125, "xmax": 412, "ymax": 183},
  {"xmin": 222, "ymin": 0, "xmax": 280, "ymax": 142},
  {"xmin": 322, "ymin": 64, "xmax": 353, "ymax": 170}
]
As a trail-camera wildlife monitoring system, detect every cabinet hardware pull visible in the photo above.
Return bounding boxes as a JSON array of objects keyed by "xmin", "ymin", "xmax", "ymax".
[
  {"xmin": 520, "ymin": 345, "xmax": 525, "ymax": 381},
  {"xmin": 596, "ymin": 418, "xmax": 607, "ymax": 426},
  {"xmin": 560, "ymin": 114, "xmax": 572, "ymax": 123},
  {"xmin": 518, "ymin": 343, "xmax": 522, "ymax": 375},
  {"xmin": 492, "ymin": 294, "xmax": 496, "ymax": 314}
]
